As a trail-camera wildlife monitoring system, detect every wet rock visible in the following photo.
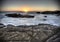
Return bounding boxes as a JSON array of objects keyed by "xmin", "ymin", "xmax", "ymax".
[
  {"xmin": 36, "ymin": 12, "xmax": 41, "ymax": 14},
  {"xmin": 0, "ymin": 23, "xmax": 5, "ymax": 28},
  {"xmin": 7, "ymin": 24, "xmax": 15, "ymax": 27},
  {"xmin": 5, "ymin": 13, "xmax": 34, "ymax": 18},
  {"xmin": 44, "ymin": 16, "xmax": 47, "ymax": 17}
]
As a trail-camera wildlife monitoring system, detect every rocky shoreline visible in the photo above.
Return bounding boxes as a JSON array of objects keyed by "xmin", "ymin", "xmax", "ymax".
[{"xmin": 0, "ymin": 24, "xmax": 60, "ymax": 42}]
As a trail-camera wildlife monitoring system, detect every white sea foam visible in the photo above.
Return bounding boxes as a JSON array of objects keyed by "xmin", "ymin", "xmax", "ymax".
[{"xmin": 1, "ymin": 14, "xmax": 60, "ymax": 26}]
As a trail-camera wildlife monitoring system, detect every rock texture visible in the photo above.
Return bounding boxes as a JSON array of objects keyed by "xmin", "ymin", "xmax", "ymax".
[
  {"xmin": 0, "ymin": 23, "xmax": 5, "ymax": 28},
  {"xmin": 0, "ymin": 24, "xmax": 60, "ymax": 42}
]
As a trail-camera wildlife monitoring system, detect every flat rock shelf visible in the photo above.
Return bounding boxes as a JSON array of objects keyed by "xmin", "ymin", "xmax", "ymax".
[{"xmin": 0, "ymin": 24, "xmax": 60, "ymax": 42}]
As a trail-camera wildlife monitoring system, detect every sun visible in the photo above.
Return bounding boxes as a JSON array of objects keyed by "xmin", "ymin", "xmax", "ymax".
[
  {"xmin": 23, "ymin": 8, "xmax": 29, "ymax": 12},
  {"xmin": 20, "ymin": 6, "xmax": 32, "ymax": 12}
]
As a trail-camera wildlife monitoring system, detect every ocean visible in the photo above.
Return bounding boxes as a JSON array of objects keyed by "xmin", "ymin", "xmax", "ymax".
[{"xmin": 0, "ymin": 12, "xmax": 60, "ymax": 26}]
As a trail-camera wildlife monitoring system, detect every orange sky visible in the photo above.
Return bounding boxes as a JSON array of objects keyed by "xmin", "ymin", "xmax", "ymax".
[
  {"xmin": 1, "ymin": 0, "xmax": 59, "ymax": 11},
  {"xmin": 1, "ymin": 6, "xmax": 59, "ymax": 11}
]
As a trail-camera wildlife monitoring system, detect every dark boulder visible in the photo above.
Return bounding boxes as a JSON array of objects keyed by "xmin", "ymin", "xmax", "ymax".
[
  {"xmin": 36, "ymin": 12, "xmax": 41, "ymax": 14},
  {"xmin": 0, "ymin": 23, "xmax": 5, "ymax": 28},
  {"xmin": 5, "ymin": 13, "xmax": 34, "ymax": 18}
]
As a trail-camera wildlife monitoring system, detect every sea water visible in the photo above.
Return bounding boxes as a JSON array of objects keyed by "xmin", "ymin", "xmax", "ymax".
[{"xmin": 0, "ymin": 12, "xmax": 60, "ymax": 26}]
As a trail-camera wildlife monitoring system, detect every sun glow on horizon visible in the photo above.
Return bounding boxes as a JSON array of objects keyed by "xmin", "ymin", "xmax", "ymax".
[
  {"xmin": 19, "ymin": 6, "xmax": 32, "ymax": 12},
  {"xmin": 1, "ymin": 5, "xmax": 59, "ymax": 11}
]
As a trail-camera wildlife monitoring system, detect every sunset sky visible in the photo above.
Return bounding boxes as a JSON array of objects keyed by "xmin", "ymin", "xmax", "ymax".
[{"xmin": 1, "ymin": 0, "xmax": 59, "ymax": 11}]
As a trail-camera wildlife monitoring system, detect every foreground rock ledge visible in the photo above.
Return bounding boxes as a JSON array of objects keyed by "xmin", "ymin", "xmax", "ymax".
[{"xmin": 0, "ymin": 24, "xmax": 60, "ymax": 42}]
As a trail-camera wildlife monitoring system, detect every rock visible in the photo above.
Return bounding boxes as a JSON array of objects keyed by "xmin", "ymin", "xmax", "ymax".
[
  {"xmin": 0, "ymin": 24, "xmax": 59, "ymax": 42},
  {"xmin": 5, "ymin": 13, "xmax": 34, "ymax": 18},
  {"xmin": 0, "ymin": 23, "xmax": 5, "ymax": 28},
  {"xmin": 44, "ymin": 16, "xmax": 47, "ymax": 17},
  {"xmin": 36, "ymin": 12, "xmax": 41, "ymax": 14},
  {"xmin": 46, "ymin": 32, "xmax": 60, "ymax": 42},
  {"xmin": 7, "ymin": 24, "xmax": 15, "ymax": 27}
]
